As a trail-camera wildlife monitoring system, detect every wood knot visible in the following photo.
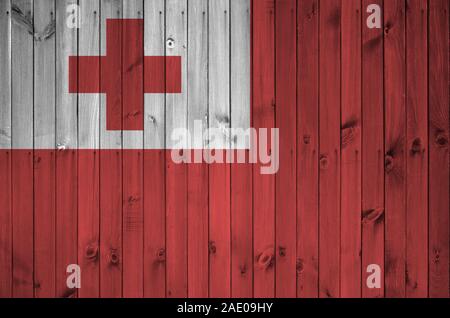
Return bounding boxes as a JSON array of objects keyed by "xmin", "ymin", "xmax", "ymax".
[
  {"xmin": 410, "ymin": 138, "xmax": 423, "ymax": 155},
  {"xmin": 296, "ymin": 259, "xmax": 304, "ymax": 274},
  {"xmin": 85, "ymin": 244, "xmax": 99, "ymax": 261},
  {"xmin": 433, "ymin": 249, "xmax": 440, "ymax": 264},
  {"xmin": 435, "ymin": 132, "xmax": 448, "ymax": 148},
  {"xmin": 239, "ymin": 264, "xmax": 247, "ymax": 275},
  {"xmin": 303, "ymin": 135, "xmax": 311, "ymax": 144},
  {"xmin": 109, "ymin": 249, "xmax": 119, "ymax": 265},
  {"xmin": 127, "ymin": 196, "xmax": 140, "ymax": 205},
  {"xmin": 362, "ymin": 207, "xmax": 384, "ymax": 224},
  {"xmin": 256, "ymin": 247, "xmax": 274, "ymax": 270},
  {"xmin": 278, "ymin": 246, "xmax": 286, "ymax": 257},
  {"xmin": 34, "ymin": 156, "xmax": 41, "ymax": 164},
  {"xmin": 208, "ymin": 241, "xmax": 216, "ymax": 254},
  {"xmin": 156, "ymin": 248, "xmax": 166, "ymax": 262},
  {"xmin": 385, "ymin": 155, "xmax": 394, "ymax": 172},
  {"xmin": 34, "ymin": 281, "xmax": 41, "ymax": 289},
  {"xmin": 319, "ymin": 155, "xmax": 329, "ymax": 170},
  {"xmin": 341, "ymin": 123, "xmax": 359, "ymax": 149}
]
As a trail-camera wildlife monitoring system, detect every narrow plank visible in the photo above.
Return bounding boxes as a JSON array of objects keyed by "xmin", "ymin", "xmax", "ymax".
[
  {"xmin": 428, "ymin": 0, "xmax": 449, "ymax": 298},
  {"xmin": 122, "ymin": 0, "xmax": 144, "ymax": 298},
  {"xmin": 252, "ymin": 0, "xmax": 275, "ymax": 298},
  {"xmin": 78, "ymin": 0, "xmax": 100, "ymax": 298},
  {"xmin": 33, "ymin": 1, "xmax": 56, "ymax": 297},
  {"xmin": 297, "ymin": 0, "xmax": 319, "ymax": 298},
  {"xmin": 275, "ymin": 0, "xmax": 296, "ymax": 298},
  {"xmin": 0, "ymin": 0, "xmax": 12, "ymax": 298},
  {"xmin": 166, "ymin": 0, "xmax": 188, "ymax": 298},
  {"xmin": 11, "ymin": 0, "xmax": 34, "ymax": 298},
  {"xmin": 384, "ymin": 0, "xmax": 406, "ymax": 298},
  {"xmin": 230, "ymin": 0, "xmax": 252, "ymax": 298},
  {"xmin": 361, "ymin": 0, "xmax": 384, "ymax": 298},
  {"xmin": 405, "ymin": 0, "xmax": 428, "ymax": 298},
  {"xmin": 208, "ymin": 0, "xmax": 231, "ymax": 298},
  {"xmin": 99, "ymin": 0, "xmax": 123, "ymax": 298},
  {"xmin": 318, "ymin": 0, "xmax": 341, "ymax": 298},
  {"xmin": 187, "ymin": 0, "xmax": 209, "ymax": 298},
  {"xmin": 143, "ymin": 0, "xmax": 166, "ymax": 298},
  {"xmin": 56, "ymin": 0, "xmax": 78, "ymax": 298},
  {"xmin": 340, "ymin": 0, "xmax": 362, "ymax": 298}
]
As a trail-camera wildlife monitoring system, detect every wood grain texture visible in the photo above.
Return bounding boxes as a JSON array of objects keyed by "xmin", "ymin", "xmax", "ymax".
[
  {"xmin": 297, "ymin": 0, "xmax": 319, "ymax": 298},
  {"xmin": 362, "ymin": 0, "xmax": 384, "ymax": 298},
  {"xmin": 166, "ymin": 0, "xmax": 188, "ymax": 298},
  {"xmin": 144, "ymin": 0, "xmax": 166, "ymax": 298},
  {"xmin": 252, "ymin": 0, "xmax": 276, "ymax": 298},
  {"xmin": 0, "ymin": 0, "xmax": 12, "ymax": 298},
  {"xmin": 384, "ymin": 0, "xmax": 406, "ymax": 298},
  {"xmin": 405, "ymin": 0, "xmax": 428, "ymax": 298},
  {"xmin": 275, "ymin": 0, "xmax": 297, "ymax": 298},
  {"xmin": 99, "ymin": 0, "xmax": 123, "ymax": 298},
  {"xmin": 340, "ymin": 0, "xmax": 361, "ymax": 298},
  {"xmin": 187, "ymin": 0, "xmax": 209, "ymax": 298},
  {"xmin": 428, "ymin": 0, "xmax": 449, "ymax": 298},
  {"xmin": 230, "ymin": 0, "xmax": 252, "ymax": 298},
  {"xmin": 319, "ymin": 0, "xmax": 341, "ymax": 298}
]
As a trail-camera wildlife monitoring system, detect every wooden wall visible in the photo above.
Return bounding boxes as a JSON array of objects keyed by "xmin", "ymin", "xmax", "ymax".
[{"xmin": 0, "ymin": 0, "xmax": 448, "ymax": 298}]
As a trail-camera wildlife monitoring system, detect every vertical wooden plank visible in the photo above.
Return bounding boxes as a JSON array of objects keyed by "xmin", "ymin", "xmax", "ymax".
[
  {"xmin": 384, "ymin": 0, "xmax": 406, "ymax": 298},
  {"xmin": 362, "ymin": 0, "xmax": 384, "ymax": 298},
  {"xmin": 56, "ymin": 0, "xmax": 78, "ymax": 298},
  {"xmin": 166, "ymin": 0, "xmax": 188, "ymax": 298},
  {"xmin": 252, "ymin": 0, "xmax": 275, "ymax": 298},
  {"xmin": 319, "ymin": 0, "xmax": 341, "ymax": 298},
  {"xmin": 99, "ymin": 0, "xmax": 122, "ymax": 298},
  {"xmin": 34, "ymin": 0, "xmax": 56, "ymax": 298},
  {"xmin": 405, "ymin": 0, "xmax": 428, "ymax": 298},
  {"xmin": 297, "ymin": 0, "xmax": 319, "ymax": 298},
  {"xmin": 187, "ymin": 0, "xmax": 209, "ymax": 298},
  {"xmin": 275, "ymin": 0, "xmax": 296, "ymax": 298},
  {"xmin": 143, "ymin": 0, "xmax": 166, "ymax": 298},
  {"xmin": 340, "ymin": 0, "xmax": 361, "ymax": 298},
  {"xmin": 428, "ymin": 0, "xmax": 449, "ymax": 298},
  {"xmin": 77, "ymin": 0, "xmax": 100, "ymax": 298},
  {"xmin": 0, "ymin": 0, "xmax": 12, "ymax": 298},
  {"xmin": 230, "ymin": 0, "xmax": 252, "ymax": 298},
  {"xmin": 11, "ymin": 0, "xmax": 34, "ymax": 298},
  {"xmin": 208, "ymin": 0, "xmax": 231, "ymax": 298},
  {"xmin": 122, "ymin": 0, "xmax": 144, "ymax": 298}
]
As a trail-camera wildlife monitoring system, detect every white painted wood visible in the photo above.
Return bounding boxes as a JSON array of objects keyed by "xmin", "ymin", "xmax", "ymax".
[
  {"xmin": 78, "ymin": 0, "xmax": 100, "ymax": 149},
  {"xmin": 231, "ymin": 0, "xmax": 250, "ymax": 150},
  {"xmin": 11, "ymin": 0, "xmax": 33, "ymax": 149},
  {"xmin": 188, "ymin": 0, "xmax": 208, "ymax": 150},
  {"xmin": 100, "ymin": 0, "xmax": 122, "ymax": 150},
  {"xmin": 166, "ymin": 0, "xmax": 188, "ymax": 149},
  {"xmin": 122, "ymin": 0, "xmax": 144, "ymax": 150},
  {"xmin": 34, "ymin": 0, "xmax": 56, "ymax": 149},
  {"xmin": 144, "ymin": 0, "xmax": 165, "ymax": 149},
  {"xmin": 0, "ymin": 1, "xmax": 11, "ymax": 149},
  {"xmin": 208, "ymin": 0, "xmax": 230, "ymax": 150},
  {"xmin": 56, "ymin": 0, "xmax": 78, "ymax": 150}
]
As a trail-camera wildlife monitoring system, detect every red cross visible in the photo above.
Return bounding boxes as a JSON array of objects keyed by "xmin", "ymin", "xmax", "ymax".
[{"xmin": 69, "ymin": 19, "xmax": 181, "ymax": 131}]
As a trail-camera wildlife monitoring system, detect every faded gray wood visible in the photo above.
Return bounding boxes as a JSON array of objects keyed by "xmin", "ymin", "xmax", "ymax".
[
  {"xmin": 78, "ymin": 0, "xmax": 100, "ymax": 149},
  {"xmin": 56, "ymin": 0, "xmax": 78, "ymax": 150},
  {"xmin": 122, "ymin": 0, "xmax": 143, "ymax": 150},
  {"xmin": 0, "ymin": 1, "xmax": 11, "ymax": 149},
  {"xmin": 100, "ymin": 0, "xmax": 122, "ymax": 149},
  {"xmin": 11, "ymin": 0, "xmax": 33, "ymax": 149},
  {"xmin": 166, "ymin": 0, "xmax": 187, "ymax": 149},
  {"xmin": 144, "ymin": 0, "xmax": 165, "ymax": 149},
  {"xmin": 188, "ymin": 0, "xmax": 208, "ymax": 149},
  {"xmin": 209, "ymin": 0, "xmax": 230, "ymax": 150},
  {"xmin": 231, "ymin": 0, "xmax": 250, "ymax": 149},
  {"xmin": 34, "ymin": 0, "xmax": 56, "ymax": 149}
]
